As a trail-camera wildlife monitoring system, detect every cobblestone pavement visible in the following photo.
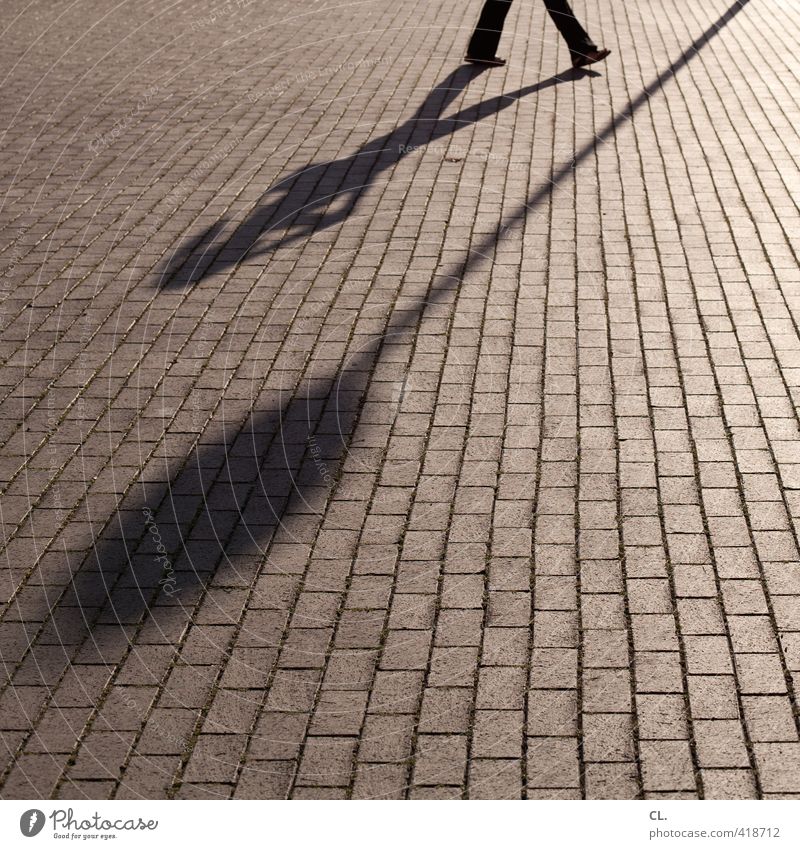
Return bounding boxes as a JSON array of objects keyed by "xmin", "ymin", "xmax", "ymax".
[{"xmin": 1, "ymin": 0, "xmax": 799, "ymax": 800}]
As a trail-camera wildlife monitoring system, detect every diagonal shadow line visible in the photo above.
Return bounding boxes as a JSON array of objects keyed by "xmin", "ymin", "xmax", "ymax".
[
  {"xmin": 0, "ymin": 0, "xmax": 751, "ymax": 771},
  {"xmin": 434, "ymin": 0, "xmax": 753, "ymax": 304}
]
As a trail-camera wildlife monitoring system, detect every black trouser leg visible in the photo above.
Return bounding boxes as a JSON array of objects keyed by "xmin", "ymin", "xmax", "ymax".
[
  {"xmin": 542, "ymin": 0, "xmax": 597, "ymax": 57},
  {"xmin": 467, "ymin": 0, "xmax": 513, "ymax": 59}
]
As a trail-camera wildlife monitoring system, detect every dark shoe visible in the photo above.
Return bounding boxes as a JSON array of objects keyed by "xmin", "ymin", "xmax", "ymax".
[
  {"xmin": 464, "ymin": 54, "xmax": 506, "ymax": 66},
  {"xmin": 571, "ymin": 47, "xmax": 610, "ymax": 69}
]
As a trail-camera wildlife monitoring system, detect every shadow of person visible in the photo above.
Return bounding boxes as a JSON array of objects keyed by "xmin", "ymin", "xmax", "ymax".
[{"xmin": 156, "ymin": 64, "xmax": 596, "ymax": 287}]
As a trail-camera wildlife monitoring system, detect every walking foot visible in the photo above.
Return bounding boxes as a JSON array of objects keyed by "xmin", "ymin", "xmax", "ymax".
[{"xmin": 571, "ymin": 48, "xmax": 610, "ymax": 69}]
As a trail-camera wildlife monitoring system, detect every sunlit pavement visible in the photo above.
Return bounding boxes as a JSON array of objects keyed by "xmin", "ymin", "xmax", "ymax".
[{"xmin": 2, "ymin": 0, "xmax": 800, "ymax": 799}]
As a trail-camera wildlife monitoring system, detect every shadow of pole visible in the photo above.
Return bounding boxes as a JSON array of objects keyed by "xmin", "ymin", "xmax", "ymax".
[{"xmin": 449, "ymin": 0, "xmax": 753, "ymax": 267}]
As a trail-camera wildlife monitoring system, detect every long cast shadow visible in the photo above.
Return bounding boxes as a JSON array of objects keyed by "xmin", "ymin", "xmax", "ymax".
[
  {"xmin": 157, "ymin": 64, "xmax": 586, "ymax": 287},
  {"xmin": 0, "ymin": 0, "xmax": 751, "ymax": 790}
]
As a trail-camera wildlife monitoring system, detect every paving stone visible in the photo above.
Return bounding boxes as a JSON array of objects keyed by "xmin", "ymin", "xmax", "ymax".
[
  {"xmin": 640, "ymin": 741, "xmax": 696, "ymax": 793},
  {"xmin": 701, "ymin": 769, "xmax": 758, "ymax": 800},
  {"xmin": 585, "ymin": 762, "xmax": 640, "ymax": 800},
  {"xmin": 412, "ymin": 735, "xmax": 467, "ymax": 787},
  {"xmin": 753, "ymin": 744, "xmax": 800, "ymax": 794},
  {"xmin": 526, "ymin": 738, "xmax": 579, "ymax": 790},
  {"xmin": 295, "ymin": 736, "xmax": 356, "ymax": 788},
  {"xmin": 468, "ymin": 759, "xmax": 522, "ymax": 800},
  {"xmin": 352, "ymin": 762, "xmax": 409, "ymax": 799}
]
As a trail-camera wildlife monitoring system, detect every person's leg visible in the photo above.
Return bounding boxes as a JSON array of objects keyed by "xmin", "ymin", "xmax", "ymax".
[
  {"xmin": 466, "ymin": 0, "xmax": 513, "ymax": 61},
  {"xmin": 542, "ymin": 0, "xmax": 595, "ymax": 52},
  {"xmin": 541, "ymin": 0, "xmax": 604, "ymax": 63}
]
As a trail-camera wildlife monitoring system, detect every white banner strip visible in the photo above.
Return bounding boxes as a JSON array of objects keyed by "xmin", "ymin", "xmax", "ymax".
[{"xmin": 2, "ymin": 800, "xmax": 799, "ymax": 849}]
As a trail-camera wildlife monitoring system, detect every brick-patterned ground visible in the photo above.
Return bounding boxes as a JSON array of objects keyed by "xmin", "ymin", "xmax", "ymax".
[{"xmin": 1, "ymin": 0, "xmax": 799, "ymax": 800}]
